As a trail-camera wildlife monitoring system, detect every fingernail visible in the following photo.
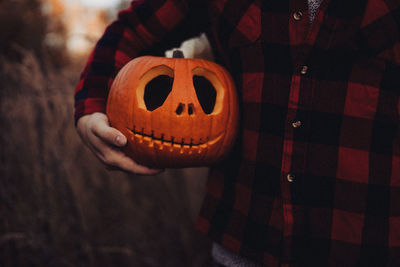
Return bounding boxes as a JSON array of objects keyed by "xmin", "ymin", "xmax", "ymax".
[{"xmin": 115, "ymin": 135, "xmax": 125, "ymax": 146}]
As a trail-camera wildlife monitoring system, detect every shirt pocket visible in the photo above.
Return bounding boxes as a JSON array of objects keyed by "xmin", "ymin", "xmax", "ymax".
[{"xmin": 344, "ymin": 57, "xmax": 399, "ymax": 123}]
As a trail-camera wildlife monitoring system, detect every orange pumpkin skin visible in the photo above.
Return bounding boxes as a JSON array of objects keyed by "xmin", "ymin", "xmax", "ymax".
[{"xmin": 106, "ymin": 56, "xmax": 239, "ymax": 168}]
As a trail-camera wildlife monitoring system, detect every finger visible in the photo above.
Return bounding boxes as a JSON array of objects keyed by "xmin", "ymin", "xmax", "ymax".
[
  {"xmin": 85, "ymin": 126, "xmax": 117, "ymax": 160},
  {"xmin": 90, "ymin": 116, "xmax": 127, "ymax": 147},
  {"xmin": 84, "ymin": 131, "xmax": 107, "ymax": 160},
  {"xmin": 102, "ymin": 146, "xmax": 164, "ymax": 175},
  {"xmin": 116, "ymin": 156, "xmax": 164, "ymax": 176},
  {"xmin": 86, "ymin": 131, "xmax": 163, "ymax": 175}
]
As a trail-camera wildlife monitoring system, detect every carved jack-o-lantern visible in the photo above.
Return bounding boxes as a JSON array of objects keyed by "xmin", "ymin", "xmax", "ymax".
[{"xmin": 106, "ymin": 51, "xmax": 239, "ymax": 168}]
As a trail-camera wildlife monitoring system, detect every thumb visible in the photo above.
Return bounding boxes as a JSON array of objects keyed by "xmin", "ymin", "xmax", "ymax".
[
  {"xmin": 114, "ymin": 133, "xmax": 127, "ymax": 146},
  {"xmin": 91, "ymin": 113, "xmax": 127, "ymax": 147}
]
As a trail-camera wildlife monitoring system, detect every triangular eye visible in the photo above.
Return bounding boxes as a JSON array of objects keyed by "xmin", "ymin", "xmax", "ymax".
[
  {"xmin": 193, "ymin": 75, "xmax": 216, "ymax": 114},
  {"xmin": 144, "ymin": 75, "xmax": 173, "ymax": 111}
]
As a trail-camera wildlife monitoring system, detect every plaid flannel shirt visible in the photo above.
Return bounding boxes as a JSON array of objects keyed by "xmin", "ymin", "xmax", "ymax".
[{"xmin": 75, "ymin": 0, "xmax": 400, "ymax": 265}]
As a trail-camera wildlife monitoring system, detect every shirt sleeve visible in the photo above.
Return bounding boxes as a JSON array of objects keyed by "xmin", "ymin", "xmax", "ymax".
[{"xmin": 74, "ymin": 0, "xmax": 209, "ymax": 123}]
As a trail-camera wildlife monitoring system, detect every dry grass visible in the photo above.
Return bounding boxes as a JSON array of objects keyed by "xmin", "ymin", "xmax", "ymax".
[{"xmin": 0, "ymin": 49, "xmax": 211, "ymax": 267}]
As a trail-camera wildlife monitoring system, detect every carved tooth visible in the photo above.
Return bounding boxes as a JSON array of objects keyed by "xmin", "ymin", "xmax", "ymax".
[
  {"xmin": 154, "ymin": 140, "xmax": 162, "ymax": 150},
  {"xmin": 200, "ymin": 143, "xmax": 207, "ymax": 152},
  {"xmin": 196, "ymin": 138, "xmax": 202, "ymax": 153},
  {"xmin": 169, "ymin": 137, "xmax": 175, "ymax": 152},
  {"xmin": 144, "ymin": 136, "xmax": 152, "ymax": 147}
]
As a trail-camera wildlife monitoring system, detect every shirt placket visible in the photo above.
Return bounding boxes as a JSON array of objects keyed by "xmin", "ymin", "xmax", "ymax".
[{"xmin": 280, "ymin": 0, "xmax": 323, "ymax": 264}]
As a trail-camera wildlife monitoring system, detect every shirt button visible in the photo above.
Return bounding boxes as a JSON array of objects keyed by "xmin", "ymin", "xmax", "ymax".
[
  {"xmin": 293, "ymin": 11, "xmax": 303, "ymax": 21},
  {"xmin": 292, "ymin": 120, "xmax": 302, "ymax": 128},
  {"xmin": 287, "ymin": 173, "xmax": 295, "ymax": 183},
  {"xmin": 300, "ymin": 65, "xmax": 308, "ymax": 75}
]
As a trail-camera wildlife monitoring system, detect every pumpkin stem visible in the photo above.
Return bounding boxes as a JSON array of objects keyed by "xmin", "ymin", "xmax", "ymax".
[{"xmin": 172, "ymin": 50, "xmax": 185, "ymax": 58}]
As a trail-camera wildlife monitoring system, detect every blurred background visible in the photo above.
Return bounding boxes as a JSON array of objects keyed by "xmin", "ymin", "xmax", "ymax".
[{"xmin": 0, "ymin": 0, "xmax": 212, "ymax": 266}]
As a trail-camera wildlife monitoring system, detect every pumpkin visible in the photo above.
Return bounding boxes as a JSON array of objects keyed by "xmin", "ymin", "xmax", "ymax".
[{"xmin": 106, "ymin": 51, "xmax": 239, "ymax": 168}]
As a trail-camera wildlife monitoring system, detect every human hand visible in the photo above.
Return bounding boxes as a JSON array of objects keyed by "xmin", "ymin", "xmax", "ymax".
[{"xmin": 76, "ymin": 112, "xmax": 163, "ymax": 175}]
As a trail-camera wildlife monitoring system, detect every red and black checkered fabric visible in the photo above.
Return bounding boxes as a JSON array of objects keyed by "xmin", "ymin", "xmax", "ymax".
[{"xmin": 75, "ymin": 0, "xmax": 400, "ymax": 265}]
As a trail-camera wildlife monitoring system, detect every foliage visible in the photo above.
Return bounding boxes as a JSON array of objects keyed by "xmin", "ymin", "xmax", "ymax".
[
  {"xmin": 0, "ymin": 0, "xmax": 67, "ymax": 67},
  {"xmin": 0, "ymin": 2, "xmax": 213, "ymax": 265},
  {"xmin": 0, "ymin": 47, "xmax": 211, "ymax": 266}
]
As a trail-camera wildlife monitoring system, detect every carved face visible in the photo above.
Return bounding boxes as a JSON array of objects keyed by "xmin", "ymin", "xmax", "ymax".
[{"xmin": 106, "ymin": 56, "xmax": 239, "ymax": 168}]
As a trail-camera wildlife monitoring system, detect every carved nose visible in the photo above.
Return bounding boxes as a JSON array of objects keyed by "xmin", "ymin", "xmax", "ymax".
[{"xmin": 175, "ymin": 103, "xmax": 195, "ymax": 115}]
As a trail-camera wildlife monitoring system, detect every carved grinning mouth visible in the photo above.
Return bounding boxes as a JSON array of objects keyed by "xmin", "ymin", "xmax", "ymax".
[{"xmin": 128, "ymin": 127, "xmax": 208, "ymax": 148}]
